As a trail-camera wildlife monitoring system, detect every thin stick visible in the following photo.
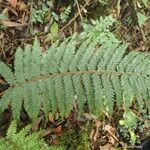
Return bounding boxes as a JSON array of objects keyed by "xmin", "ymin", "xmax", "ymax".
[
  {"xmin": 76, "ymin": 0, "xmax": 83, "ymax": 20},
  {"xmin": 60, "ymin": 0, "xmax": 91, "ymax": 32}
]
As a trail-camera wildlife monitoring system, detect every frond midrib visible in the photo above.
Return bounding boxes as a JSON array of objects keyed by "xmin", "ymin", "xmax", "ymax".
[{"xmin": 13, "ymin": 68, "xmax": 150, "ymax": 88}]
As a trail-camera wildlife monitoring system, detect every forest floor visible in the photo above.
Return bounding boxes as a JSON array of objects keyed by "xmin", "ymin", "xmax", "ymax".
[{"xmin": 0, "ymin": 0, "xmax": 150, "ymax": 149}]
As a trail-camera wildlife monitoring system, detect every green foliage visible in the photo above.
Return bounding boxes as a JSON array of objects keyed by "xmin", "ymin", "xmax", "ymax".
[
  {"xmin": 119, "ymin": 110, "xmax": 139, "ymax": 128},
  {"xmin": 46, "ymin": 21, "xmax": 59, "ymax": 43},
  {"xmin": 0, "ymin": 14, "xmax": 8, "ymax": 20},
  {"xmin": 0, "ymin": 121, "xmax": 65, "ymax": 150},
  {"xmin": 30, "ymin": 0, "xmax": 71, "ymax": 24},
  {"xmin": 98, "ymin": 0, "xmax": 110, "ymax": 5},
  {"xmin": 136, "ymin": 0, "xmax": 149, "ymax": 8},
  {"xmin": 137, "ymin": 12, "xmax": 148, "ymax": 27},
  {"xmin": 60, "ymin": 6, "xmax": 71, "ymax": 23},
  {"xmin": 119, "ymin": 110, "xmax": 139, "ymax": 144},
  {"xmin": 58, "ymin": 127, "xmax": 91, "ymax": 150},
  {"xmin": 141, "ymin": 0, "xmax": 149, "ymax": 7},
  {"xmin": 30, "ymin": 0, "xmax": 53, "ymax": 23},
  {"xmin": 119, "ymin": 109, "xmax": 150, "ymax": 144},
  {"xmin": 0, "ymin": 14, "xmax": 8, "ymax": 29},
  {"xmin": 0, "ymin": 15, "xmax": 150, "ymax": 120}
]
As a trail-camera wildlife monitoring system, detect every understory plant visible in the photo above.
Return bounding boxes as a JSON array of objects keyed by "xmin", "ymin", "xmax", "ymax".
[
  {"xmin": 0, "ymin": 121, "xmax": 65, "ymax": 150},
  {"xmin": 0, "ymin": 15, "xmax": 149, "ymax": 120}
]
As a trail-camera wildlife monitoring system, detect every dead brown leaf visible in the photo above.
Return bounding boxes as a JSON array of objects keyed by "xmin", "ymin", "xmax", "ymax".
[
  {"xmin": 48, "ymin": 112, "xmax": 54, "ymax": 123},
  {"xmin": 90, "ymin": 129, "xmax": 95, "ymax": 140},
  {"xmin": 105, "ymin": 125, "xmax": 115, "ymax": 134},
  {"xmin": 0, "ymin": 32, "xmax": 4, "ymax": 39},
  {"xmin": 95, "ymin": 119, "xmax": 102, "ymax": 128},
  {"xmin": 51, "ymin": 139, "xmax": 60, "ymax": 145},
  {"xmin": 0, "ymin": 79, "xmax": 5, "ymax": 84},
  {"xmin": 18, "ymin": 1, "xmax": 27, "ymax": 10},
  {"xmin": 83, "ymin": 113, "xmax": 97, "ymax": 120},
  {"xmin": 104, "ymin": 125, "xmax": 119, "ymax": 143},
  {"xmin": 0, "ymin": 20, "xmax": 27, "ymax": 29},
  {"xmin": 40, "ymin": 129, "xmax": 52, "ymax": 138},
  {"xmin": 7, "ymin": 0, "xmax": 18, "ymax": 8},
  {"xmin": 93, "ymin": 119, "xmax": 102, "ymax": 141},
  {"xmin": 93, "ymin": 129, "xmax": 99, "ymax": 142},
  {"xmin": 9, "ymin": 8, "xmax": 18, "ymax": 17},
  {"xmin": 53, "ymin": 125, "xmax": 62, "ymax": 134},
  {"xmin": 32, "ymin": 115, "xmax": 44, "ymax": 131},
  {"xmin": 90, "ymin": 120, "xmax": 102, "ymax": 142},
  {"xmin": 99, "ymin": 143, "xmax": 114, "ymax": 150}
]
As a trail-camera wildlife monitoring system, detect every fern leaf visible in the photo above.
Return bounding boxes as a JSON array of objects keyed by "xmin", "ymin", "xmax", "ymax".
[
  {"xmin": 102, "ymin": 75, "xmax": 114, "ymax": 114},
  {"xmin": 14, "ymin": 47, "xmax": 25, "ymax": 83},
  {"xmin": 54, "ymin": 77, "xmax": 66, "ymax": 117},
  {"xmin": 121, "ymin": 75, "xmax": 134, "ymax": 108},
  {"xmin": 30, "ymin": 82, "xmax": 42, "ymax": 118},
  {"xmin": 69, "ymin": 39, "xmax": 90, "ymax": 71},
  {"xmin": 23, "ymin": 44, "xmax": 32, "ymax": 80},
  {"xmin": 73, "ymin": 75, "xmax": 86, "ymax": 115},
  {"xmin": 98, "ymin": 43, "xmax": 119, "ymax": 70},
  {"xmin": 78, "ymin": 42, "xmax": 98, "ymax": 70},
  {"xmin": 46, "ymin": 78, "xmax": 57, "ymax": 114},
  {"xmin": 60, "ymin": 36, "xmax": 76, "ymax": 71},
  {"xmin": 111, "ymin": 75, "xmax": 122, "ymax": 107},
  {"xmin": 0, "ymin": 61, "xmax": 14, "ymax": 85},
  {"xmin": 31, "ymin": 38, "xmax": 42, "ymax": 78},
  {"xmin": 0, "ymin": 88, "xmax": 13, "ymax": 113},
  {"xmin": 6, "ymin": 120, "xmax": 17, "ymax": 140},
  {"xmin": 92, "ymin": 74, "xmax": 104, "ymax": 115},
  {"xmin": 130, "ymin": 76, "xmax": 143, "ymax": 109},
  {"xmin": 42, "ymin": 42, "xmax": 58, "ymax": 74},
  {"xmin": 11, "ymin": 87, "xmax": 23, "ymax": 119},
  {"xmin": 53, "ymin": 38, "xmax": 70, "ymax": 72},
  {"xmin": 82, "ymin": 74, "xmax": 95, "ymax": 112},
  {"xmin": 0, "ymin": 15, "xmax": 150, "ymax": 119},
  {"xmin": 88, "ymin": 44, "xmax": 106, "ymax": 70},
  {"xmin": 63, "ymin": 76, "xmax": 75, "ymax": 116},
  {"xmin": 23, "ymin": 84, "xmax": 33, "ymax": 117},
  {"xmin": 117, "ymin": 51, "xmax": 138, "ymax": 71},
  {"xmin": 107, "ymin": 44, "xmax": 128, "ymax": 70},
  {"xmin": 0, "ymin": 120, "xmax": 65, "ymax": 150}
]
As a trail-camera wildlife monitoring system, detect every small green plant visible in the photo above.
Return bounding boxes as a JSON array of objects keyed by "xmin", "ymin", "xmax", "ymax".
[
  {"xmin": 0, "ymin": 13, "xmax": 8, "ymax": 29},
  {"xmin": 60, "ymin": 6, "xmax": 71, "ymax": 23},
  {"xmin": 137, "ymin": 12, "xmax": 148, "ymax": 27},
  {"xmin": 0, "ymin": 121, "xmax": 65, "ymax": 150},
  {"xmin": 30, "ymin": 0, "xmax": 53, "ymax": 23},
  {"xmin": 58, "ymin": 128, "xmax": 91, "ymax": 150},
  {"xmin": 0, "ymin": 14, "xmax": 8, "ymax": 20},
  {"xmin": 46, "ymin": 21, "xmax": 59, "ymax": 43},
  {"xmin": 119, "ymin": 110, "xmax": 139, "ymax": 144},
  {"xmin": 136, "ymin": 0, "xmax": 149, "ymax": 8},
  {"xmin": 98, "ymin": 0, "xmax": 110, "ymax": 5},
  {"xmin": 125, "ymin": 16, "xmax": 132, "ymax": 25}
]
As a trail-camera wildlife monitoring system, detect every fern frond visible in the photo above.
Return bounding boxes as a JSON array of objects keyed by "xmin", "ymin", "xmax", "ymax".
[
  {"xmin": 31, "ymin": 38, "xmax": 42, "ymax": 78},
  {"xmin": 24, "ymin": 44, "xmax": 32, "ymax": 79},
  {"xmin": 0, "ymin": 15, "xmax": 149, "ymax": 119},
  {"xmin": 92, "ymin": 74, "xmax": 104, "ymax": 115},
  {"xmin": 11, "ymin": 87, "xmax": 23, "ymax": 119},
  {"xmin": 14, "ymin": 47, "xmax": 25, "ymax": 83},
  {"xmin": 0, "ymin": 88, "xmax": 13, "ymax": 113},
  {"xmin": 0, "ymin": 61, "xmax": 14, "ymax": 85},
  {"xmin": 0, "ymin": 121, "xmax": 65, "ymax": 150}
]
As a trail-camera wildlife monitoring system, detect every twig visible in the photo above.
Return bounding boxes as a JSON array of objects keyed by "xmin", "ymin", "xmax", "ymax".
[
  {"xmin": 60, "ymin": 0, "xmax": 91, "ymax": 32},
  {"xmin": 107, "ymin": 130, "xmax": 119, "ymax": 142},
  {"xmin": 76, "ymin": 0, "xmax": 83, "ymax": 20}
]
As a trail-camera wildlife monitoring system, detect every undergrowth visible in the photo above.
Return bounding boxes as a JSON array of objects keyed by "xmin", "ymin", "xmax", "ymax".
[{"xmin": 0, "ymin": 120, "xmax": 65, "ymax": 150}]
